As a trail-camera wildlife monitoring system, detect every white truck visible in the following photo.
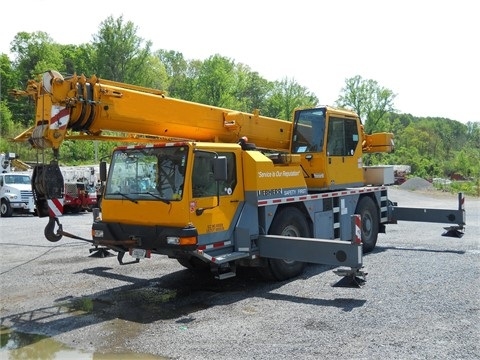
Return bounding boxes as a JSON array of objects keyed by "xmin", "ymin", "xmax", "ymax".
[{"xmin": 0, "ymin": 153, "xmax": 35, "ymax": 217}]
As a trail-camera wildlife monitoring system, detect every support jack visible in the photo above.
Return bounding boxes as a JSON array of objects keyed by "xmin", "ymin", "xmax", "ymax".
[
  {"xmin": 442, "ymin": 225, "xmax": 464, "ymax": 238},
  {"xmin": 89, "ymin": 247, "xmax": 114, "ymax": 258},
  {"xmin": 333, "ymin": 267, "xmax": 367, "ymax": 288}
]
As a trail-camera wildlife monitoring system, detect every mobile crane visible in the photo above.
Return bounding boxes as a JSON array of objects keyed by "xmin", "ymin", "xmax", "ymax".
[{"xmin": 11, "ymin": 70, "xmax": 466, "ymax": 282}]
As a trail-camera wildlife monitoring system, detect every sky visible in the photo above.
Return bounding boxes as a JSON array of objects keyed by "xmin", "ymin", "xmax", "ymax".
[{"xmin": 1, "ymin": 0, "xmax": 479, "ymax": 124}]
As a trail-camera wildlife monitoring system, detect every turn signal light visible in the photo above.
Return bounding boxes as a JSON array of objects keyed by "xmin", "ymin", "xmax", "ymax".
[
  {"xmin": 180, "ymin": 236, "xmax": 197, "ymax": 246},
  {"xmin": 166, "ymin": 236, "xmax": 197, "ymax": 246}
]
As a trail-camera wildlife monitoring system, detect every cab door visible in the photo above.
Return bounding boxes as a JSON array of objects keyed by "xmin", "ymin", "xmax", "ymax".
[
  {"xmin": 190, "ymin": 150, "xmax": 244, "ymax": 238},
  {"xmin": 325, "ymin": 117, "xmax": 364, "ymax": 189}
]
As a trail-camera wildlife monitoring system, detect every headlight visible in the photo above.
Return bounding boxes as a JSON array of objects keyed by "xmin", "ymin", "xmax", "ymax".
[
  {"xmin": 7, "ymin": 194, "xmax": 18, "ymax": 200},
  {"xmin": 167, "ymin": 236, "xmax": 180, "ymax": 245}
]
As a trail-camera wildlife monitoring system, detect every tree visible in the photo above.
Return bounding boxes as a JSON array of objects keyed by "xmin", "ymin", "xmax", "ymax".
[
  {"xmin": 92, "ymin": 15, "xmax": 153, "ymax": 84},
  {"xmin": 0, "ymin": 101, "xmax": 14, "ymax": 138},
  {"xmin": 10, "ymin": 31, "xmax": 64, "ymax": 82},
  {"xmin": 194, "ymin": 54, "xmax": 238, "ymax": 108},
  {"xmin": 155, "ymin": 49, "xmax": 188, "ymax": 97},
  {"xmin": 60, "ymin": 43, "xmax": 97, "ymax": 76},
  {"xmin": 336, "ymin": 75, "xmax": 396, "ymax": 133},
  {"xmin": 0, "ymin": 54, "xmax": 16, "ymax": 102},
  {"xmin": 7, "ymin": 32, "xmax": 65, "ymax": 127},
  {"xmin": 263, "ymin": 78, "xmax": 318, "ymax": 120},
  {"xmin": 233, "ymin": 65, "xmax": 272, "ymax": 113},
  {"xmin": 136, "ymin": 54, "xmax": 169, "ymax": 90}
]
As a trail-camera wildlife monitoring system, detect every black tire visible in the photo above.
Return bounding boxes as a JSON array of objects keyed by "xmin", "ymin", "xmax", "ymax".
[
  {"xmin": 70, "ymin": 206, "xmax": 81, "ymax": 214},
  {"xmin": 260, "ymin": 207, "xmax": 309, "ymax": 281},
  {"xmin": 1, "ymin": 199, "xmax": 13, "ymax": 217},
  {"xmin": 355, "ymin": 196, "xmax": 379, "ymax": 253}
]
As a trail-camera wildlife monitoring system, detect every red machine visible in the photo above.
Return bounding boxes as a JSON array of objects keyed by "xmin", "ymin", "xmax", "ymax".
[{"xmin": 63, "ymin": 182, "xmax": 97, "ymax": 213}]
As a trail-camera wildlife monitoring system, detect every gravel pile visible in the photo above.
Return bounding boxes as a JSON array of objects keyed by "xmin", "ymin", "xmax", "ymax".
[{"xmin": 400, "ymin": 176, "xmax": 434, "ymax": 191}]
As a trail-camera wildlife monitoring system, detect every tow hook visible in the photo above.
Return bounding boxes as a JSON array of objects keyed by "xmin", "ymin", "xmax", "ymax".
[{"xmin": 45, "ymin": 216, "xmax": 63, "ymax": 242}]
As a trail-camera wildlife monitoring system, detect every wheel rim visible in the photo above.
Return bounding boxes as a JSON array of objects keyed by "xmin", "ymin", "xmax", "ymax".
[
  {"xmin": 281, "ymin": 225, "xmax": 300, "ymax": 264},
  {"xmin": 362, "ymin": 212, "xmax": 372, "ymax": 238},
  {"xmin": 282, "ymin": 224, "xmax": 300, "ymax": 237}
]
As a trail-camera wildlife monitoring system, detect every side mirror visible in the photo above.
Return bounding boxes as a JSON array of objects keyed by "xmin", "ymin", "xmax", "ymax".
[
  {"xmin": 99, "ymin": 161, "xmax": 107, "ymax": 182},
  {"xmin": 213, "ymin": 156, "xmax": 227, "ymax": 181}
]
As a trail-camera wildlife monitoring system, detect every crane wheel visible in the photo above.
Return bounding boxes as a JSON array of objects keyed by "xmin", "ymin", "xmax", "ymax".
[
  {"xmin": 355, "ymin": 196, "xmax": 379, "ymax": 253},
  {"xmin": 259, "ymin": 207, "xmax": 308, "ymax": 281}
]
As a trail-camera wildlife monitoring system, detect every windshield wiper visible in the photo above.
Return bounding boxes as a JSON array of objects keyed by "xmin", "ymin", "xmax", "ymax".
[
  {"xmin": 111, "ymin": 191, "xmax": 138, "ymax": 204},
  {"xmin": 142, "ymin": 192, "xmax": 171, "ymax": 204}
]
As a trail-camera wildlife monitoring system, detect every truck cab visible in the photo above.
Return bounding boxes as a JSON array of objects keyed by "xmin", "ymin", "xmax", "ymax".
[{"xmin": 0, "ymin": 172, "xmax": 35, "ymax": 217}]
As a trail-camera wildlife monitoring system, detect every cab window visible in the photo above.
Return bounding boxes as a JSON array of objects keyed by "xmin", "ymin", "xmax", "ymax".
[
  {"xmin": 327, "ymin": 118, "xmax": 359, "ymax": 156},
  {"xmin": 192, "ymin": 152, "xmax": 236, "ymax": 197}
]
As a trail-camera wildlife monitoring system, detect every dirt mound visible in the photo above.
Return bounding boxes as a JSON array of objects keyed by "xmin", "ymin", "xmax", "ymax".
[{"xmin": 400, "ymin": 177, "xmax": 434, "ymax": 191}]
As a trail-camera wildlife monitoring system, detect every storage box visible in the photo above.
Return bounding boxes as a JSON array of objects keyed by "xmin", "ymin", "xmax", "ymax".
[{"xmin": 363, "ymin": 165, "xmax": 394, "ymax": 185}]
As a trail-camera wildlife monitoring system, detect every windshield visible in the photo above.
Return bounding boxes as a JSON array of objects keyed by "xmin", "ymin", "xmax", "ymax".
[
  {"xmin": 105, "ymin": 145, "xmax": 188, "ymax": 201},
  {"xmin": 4, "ymin": 175, "xmax": 31, "ymax": 184},
  {"xmin": 292, "ymin": 108, "xmax": 326, "ymax": 153}
]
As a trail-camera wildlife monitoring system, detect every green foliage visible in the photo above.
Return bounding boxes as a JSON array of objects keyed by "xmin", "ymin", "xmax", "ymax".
[
  {"xmin": 93, "ymin": 15, "xmax": 153, "ymax": 84},
  {"xmin": 336, "ymin": 75, "xmax": 396, "ymax": 133},
  {"xmin": 155, "ymin": 49, "xmax": 190, "ymax": 98},
  {"xmin": 194, "ymin": 54, "xmax": 238, "ymax": 108},
  {"xmin": 433, "ymin": 180, "xmax": 480, "ymax": 197},
  {"xmin": 10, "ymin": 31, "xmax": 65, "ymax": 80},
  {"xmin": 263, "ymin": 77, "xmax": 318, "ymax": 120},
  {"xmin": 0, "ymin": 101, "xmax": 14, "ymax": 136},
  {"xmin": 60, "ymin": 43, "xmax": 97, "ymax": 75},
  {"xmin": 70, "ymin": 297, "xmax": 94, "ymax": 313},
  {"xmin": 1, "ymin": 54, "xmax": 16, "ymax": 101},
  {"xmin": 366, "ymin": 114, "xmax": 480, "ymax": 186}
]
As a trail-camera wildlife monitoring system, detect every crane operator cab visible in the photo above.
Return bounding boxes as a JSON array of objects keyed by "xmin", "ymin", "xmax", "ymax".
[{"xmin": 291, "ymin": 106, "xmax": 364, "ymax": 191}]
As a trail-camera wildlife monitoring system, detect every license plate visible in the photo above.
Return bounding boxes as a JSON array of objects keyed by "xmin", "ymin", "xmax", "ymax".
[{"xmin": 131, "ymin": 248, "xmax": 147, "ymax": 259}]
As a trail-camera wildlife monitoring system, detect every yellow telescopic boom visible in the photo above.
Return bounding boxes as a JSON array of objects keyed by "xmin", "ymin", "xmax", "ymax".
[{"xmin": 12, "ymin": 70, "xmax": 292, "ymax": 152}]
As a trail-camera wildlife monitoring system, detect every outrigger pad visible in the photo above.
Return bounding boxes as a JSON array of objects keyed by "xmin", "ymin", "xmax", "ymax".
[
  {"xmin": 442, "ymin": 226, "xmax": 464, "ymax": 238},
  {"xmin": 332, "ymin": 275, "xmax": 366, "ymax": 288},
  {"xmin": 332, "ymin": 268, "xmax": 367, "ymax": 288}
]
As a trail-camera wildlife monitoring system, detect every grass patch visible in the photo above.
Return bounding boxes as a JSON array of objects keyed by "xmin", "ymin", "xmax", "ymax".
[
  {"xmin": 433, "ymin": 179, "xmax": 480, "ymax": 197},
  {"xmin": 69, "ymin": 297, "xmax": 94, "ymax": 313}
]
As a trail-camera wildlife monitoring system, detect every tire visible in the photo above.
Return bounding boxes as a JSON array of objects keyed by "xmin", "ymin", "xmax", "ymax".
[
  {"xmin": 70, "ymin": 206, "xmax": 81, "ymax": 214},
  {"xmin": 259, "ymin": 207, "xmax": 308, "ymax": 281},
  {"xmin": 1, "ymin": 199, "xmax": 13, "ymax": 217},
  {"xmin": 355, "ymin": 196, "xmax": 379, "ymax": 253}
]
